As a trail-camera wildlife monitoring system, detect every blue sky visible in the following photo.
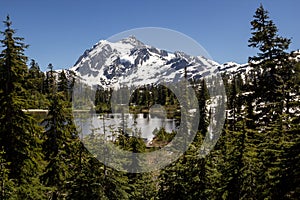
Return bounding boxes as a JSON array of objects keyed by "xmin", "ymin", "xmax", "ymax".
[{"xmin": 1, "ymin": 0, "xmax": 299, "ymax": 71}]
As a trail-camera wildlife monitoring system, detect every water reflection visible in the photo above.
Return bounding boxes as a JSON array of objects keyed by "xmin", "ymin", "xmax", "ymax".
[{"xmin": 75, "ymin": 113, "xmax": 178, "ymax": 141}]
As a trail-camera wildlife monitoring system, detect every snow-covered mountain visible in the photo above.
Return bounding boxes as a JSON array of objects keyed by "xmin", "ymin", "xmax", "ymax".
[{"xmin": 70, "ymin": 36, "xmax": 247, "ymax": 88}]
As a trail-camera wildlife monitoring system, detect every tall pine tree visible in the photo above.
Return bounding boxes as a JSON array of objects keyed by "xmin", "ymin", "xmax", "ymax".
[
  {"xmin": 248, "ymin": 5, "xmax": 299, "ymax": 198},
  {"xmin": 42, "ymin": 91, "xmax": 78, "ymax": 199},
  {"xmin": 0, "ymin": 15, "xmax": 46, "ymax": 199}
]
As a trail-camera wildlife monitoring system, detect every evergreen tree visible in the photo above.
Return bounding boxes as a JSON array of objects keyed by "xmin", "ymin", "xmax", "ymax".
[
  {"xmin": 58, "ymin": 70, "xmax": 69, "ymax": 100},
  {"xmin": 248, "ymin": 4, "xmax": 290, "ymax": 63},
  {"xmin": 275, "ymin": 57, "xmax": 300, "ymax": 198},
  {"xmin": 27, "ymin": 59, "xmax": 48, "ymax": 108},
  {"xmin": 248, "ymin": 4, "xmax": 291, "ymax": 124},
  {"xmin": 196, "ymin": 78, "xmax": 209, "ymax": 135},
  {"xmin": 246, "ymin": 5, "xmax": 299, "ymax": 198},
  {"xmin": 44, "ymin": 63, "xmax": 56, "ymax": 95},
  {"xmin": 158, "ymin": 132, "xmax": 207, "ymax": 200},
  {"xmin": 66, "ymin": 144, "xmax": 109, "ymax": 200},
  {"xmin": 28, "ymin": 59, "xmax": 45, "ymax": 92},
  {"xmin": 76, "ymin": 129, "xmax": 132, "ymax": 199},
  {"xmin": 42, "ymin": 69, "xmax": 78, "ymax": 199},
  {"xmin": 42, "ymin": 91, "xmax": 78, "ymax": 199},
  {"xmin": 0, "ymin": 16, "xmax": 46, "ymax": 198}
]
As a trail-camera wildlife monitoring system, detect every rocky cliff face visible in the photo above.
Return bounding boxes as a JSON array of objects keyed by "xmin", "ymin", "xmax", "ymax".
[{"xmin": 70, "ymin": 36, "xmax": 248, "ymax": 88}]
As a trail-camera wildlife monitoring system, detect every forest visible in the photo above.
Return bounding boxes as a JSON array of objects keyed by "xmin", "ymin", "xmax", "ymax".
[{"xmin": 0, "ymin": 5, "xmax": 299, "ymax": 200}]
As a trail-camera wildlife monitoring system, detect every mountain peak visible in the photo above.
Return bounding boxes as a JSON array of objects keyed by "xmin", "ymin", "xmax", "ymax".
[
  {"xmin": 71, "ymin": 36, "xmax": 251, "ymax": 88},
  {"xmin": 119, "ymin": 35, "xmax": 145, "ymax": 47}
]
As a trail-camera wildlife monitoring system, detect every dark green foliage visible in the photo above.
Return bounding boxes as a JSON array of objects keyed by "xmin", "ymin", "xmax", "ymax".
[
  {"xmin": 66, "ymin": 144, "xmax": 112, "ymax": 200},
  {"xmin": 152, "ymin": 127, "xmax": 176, "ymax": 144},
  {"xmin": 195, "ymin": 78, "xmax": 209, "ymax": 134},
  {"xmin": 57, "ymin": 70, "xmax": 69, "ymax": 98},
  {"xmin": 0, "ymin": 149, "xmax": 15, "ymax": 200},
  {"xmin": 44, "ymin": 63, "xmax": 57, "ymax": 95},
  {"xmin": 95, "ymin": 86, "xmax": 112, "ymax": 113},
  {"xmin": 248, "ymin": 4, "xmax": 291, "ymax": 63},
  {"xmin": 38, "ymin": 62, "xmax": 79, "ymax": 199},
  {"xmin": 0, "ymin": 15, "xmax": 47, "ymax": 199},
  {"xmin": 42, "ymin": 91, "xmax": 78, "ymax": 198},
  {"xmin": 158, "ymin": 132, "xmax": 207, "ymax": 200},
  {"xmin": 246, "ymin": 5, "xmax": 299, "ymax": 198},
  {"xmin": 158, "ymin": 5, "xmax": 299, "ymax": 199},
  {"xmin": 248, "ymin": 4, "xmax": 291, "ymax": 123},
  {"xmin": 94, "ymin": 84, "xmax": 179, "ymax": 115},
  {"xmin": 27, "ymin": 59, "xmax": 48, "ymax": 108},
  {"xmin": 28, "ymin": 59, "xmax": 45, "ymax": 93}
]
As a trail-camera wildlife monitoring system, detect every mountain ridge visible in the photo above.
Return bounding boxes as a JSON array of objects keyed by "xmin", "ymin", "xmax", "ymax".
[{"xmin": 69, "ymin": 36, "xmax": 249, "ymax": 88}]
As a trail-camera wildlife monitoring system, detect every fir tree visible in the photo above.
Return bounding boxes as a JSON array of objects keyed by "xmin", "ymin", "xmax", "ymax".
[
  {"xmin": 247, "ymin": 5, "xmax": 299, "ymax": 198},
  {"xmin": 27, "ymin": 59, "xmax": 48, "ymax": 108},
  {"xmin": 42, "ymin": 91, "xmax": 78, "ymax": 199},
  {"xmin": 42, "ymin": 73, "xmax": 77, "ymax": 199},
  {"xmin": 248, "ymin": 4, "xmax": 290, "ymax": 63},
  {"xmin": 58, "ymin": 70, "xmax": 69, "ymax": 101},
  {"xmin": 248, "ymin": 4, "xmax": 291, "ymax": 124},
  {"xmin": 0, "ymin": 16, "xmax": 47, "ymax": 198},
  {"xmin": 44, "ymin": 63, "xmax": 56, "ymax": 95},
  {"xmin": 28, "ymin": 59, "xmax": 45, "ymax": 92},
  {"xmin": 65, "ymin": 144, "xmax": 109, "ymax": 200}
]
